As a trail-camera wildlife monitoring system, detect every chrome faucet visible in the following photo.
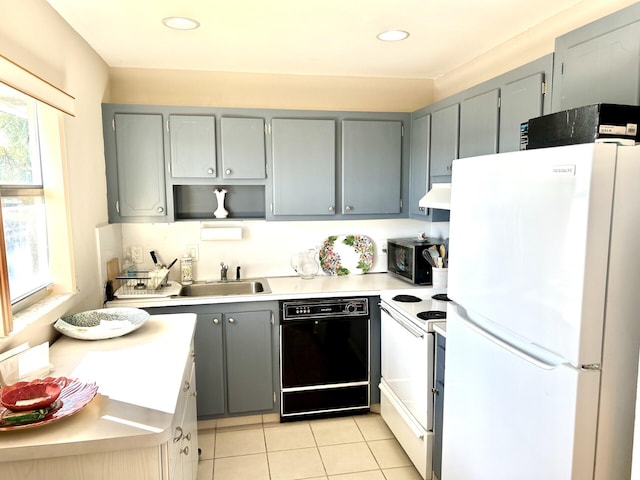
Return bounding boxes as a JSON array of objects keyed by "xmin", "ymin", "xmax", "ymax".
[{"xmin": 220, "ymin": 262, "xmax": 229, "ymax": 281}]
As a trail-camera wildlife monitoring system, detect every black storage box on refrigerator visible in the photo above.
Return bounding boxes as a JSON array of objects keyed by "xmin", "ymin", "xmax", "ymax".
[{"xmin": 521, "ymin": 103, "xmax": 640, "ymax": 150}]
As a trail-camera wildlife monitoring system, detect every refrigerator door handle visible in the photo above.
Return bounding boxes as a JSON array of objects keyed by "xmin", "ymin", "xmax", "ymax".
[{"xmin": 454, "ymin": 304, "xmax": 568, "ymax": 370}]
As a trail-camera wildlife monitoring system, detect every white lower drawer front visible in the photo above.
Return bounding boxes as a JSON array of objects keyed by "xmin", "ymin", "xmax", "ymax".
[{"xmin": 380, "ymin": 382, "xmax": 432, "ymax": 479}]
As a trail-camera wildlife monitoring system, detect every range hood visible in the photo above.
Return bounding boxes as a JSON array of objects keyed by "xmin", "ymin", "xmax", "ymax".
[{"xmin": 418, "ymin": 183, "xmax": 451, "ymax": 210}]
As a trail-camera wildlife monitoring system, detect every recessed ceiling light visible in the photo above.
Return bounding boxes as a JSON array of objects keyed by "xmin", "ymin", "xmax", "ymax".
[
  {"xmin": 162, "ymin": 17, "xmax": 200, "ymax": 30},
  {"xmin": 377, "ymin": 29, "xmax": 410, "ymax": 42}
]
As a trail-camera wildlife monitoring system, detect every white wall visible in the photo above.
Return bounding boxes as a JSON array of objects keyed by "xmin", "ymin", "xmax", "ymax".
[
  {"xmin": 1, "ymin": 0, "xmax": 110, "ymax": 349},
  {"xmin": 119, "ymin": 218, "xmax": 447, "ymax": 282},
  {"xmin": 433, "ymin": 0, "xmax": 638, "ymax": 101}
]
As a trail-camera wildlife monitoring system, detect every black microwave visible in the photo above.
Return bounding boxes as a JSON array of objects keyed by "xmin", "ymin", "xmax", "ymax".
[{"xmin": 387, "ymin": 238, "xmax": 437, "ymax": 285}]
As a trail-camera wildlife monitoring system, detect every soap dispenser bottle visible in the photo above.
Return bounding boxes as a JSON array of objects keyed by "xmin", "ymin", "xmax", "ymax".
[{"xmin": 180, "ymin": 253, "xmax": 193, "ymax": 285}]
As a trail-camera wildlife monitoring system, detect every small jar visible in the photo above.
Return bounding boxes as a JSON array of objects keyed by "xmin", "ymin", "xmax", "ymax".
[{"xmin": 181, "ymin": 256, "xmax": 193, "ymax": 285}]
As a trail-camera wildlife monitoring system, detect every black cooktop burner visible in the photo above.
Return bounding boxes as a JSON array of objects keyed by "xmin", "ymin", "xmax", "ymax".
[
  {"xmin": 432, "ymin": 293, "xmax": 451, "ymax": 302},
  {"xmin": 417, "ymin": 310, "xmax": 447, "ymax": 320},
  {"xmin": 392, "ymin": 294, "xmax": 422, "ymax": 303}
]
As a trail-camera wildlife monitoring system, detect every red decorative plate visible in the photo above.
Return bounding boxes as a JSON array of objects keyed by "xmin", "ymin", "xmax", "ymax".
[
  {"xmin": 1, "ymin": 380, "xmax": 62, "ymax": 411},
  {"xmin": 0, "ymin": 377, "xmax": 98, "ymax": 431}
]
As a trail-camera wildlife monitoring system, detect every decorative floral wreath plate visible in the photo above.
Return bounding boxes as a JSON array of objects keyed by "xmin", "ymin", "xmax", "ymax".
[{"xmin": 319, "ymin": 234, "xmax": 374, "ymax": 276}]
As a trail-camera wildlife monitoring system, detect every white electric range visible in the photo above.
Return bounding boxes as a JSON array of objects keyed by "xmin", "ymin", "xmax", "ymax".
[
  {"xmin": 379, "ymin": 288, "xmax": 450, "ymax": 480},
  {"xmin": 381, "ymin": 290, "xmax": 450, "ymax": 330}
]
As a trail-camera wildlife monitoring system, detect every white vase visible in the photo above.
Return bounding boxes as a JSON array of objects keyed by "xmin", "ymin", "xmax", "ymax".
[{"xmin": 213, "ymin": 189, "xmax": 228, "ymax": 218}]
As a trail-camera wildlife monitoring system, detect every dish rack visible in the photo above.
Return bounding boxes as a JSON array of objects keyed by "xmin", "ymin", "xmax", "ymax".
[{"xmin": 115, "ymin": 268, "xmax": 170, "ymax": 296}]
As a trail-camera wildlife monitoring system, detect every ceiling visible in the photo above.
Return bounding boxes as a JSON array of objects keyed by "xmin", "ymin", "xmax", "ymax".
[{"xmin": 46, "ymin": 0, "xmax": 585, "ymax": 79}]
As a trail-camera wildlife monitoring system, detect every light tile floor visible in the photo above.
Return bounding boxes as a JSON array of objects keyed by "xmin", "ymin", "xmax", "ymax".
[{"xmin": 197, "ymin": 413, "xmax": 423, "ymax": 480}]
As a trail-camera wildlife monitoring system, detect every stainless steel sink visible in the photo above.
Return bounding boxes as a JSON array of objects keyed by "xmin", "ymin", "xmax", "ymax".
[{"xmin": 179, "ymin": 279, "xmax": 271, "ymax": 297}]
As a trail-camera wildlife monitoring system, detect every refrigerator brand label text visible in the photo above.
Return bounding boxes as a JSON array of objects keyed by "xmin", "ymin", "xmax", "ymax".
[{"xmin": 551, "ymin": 165, "xmax": 576, "ymax": 176}]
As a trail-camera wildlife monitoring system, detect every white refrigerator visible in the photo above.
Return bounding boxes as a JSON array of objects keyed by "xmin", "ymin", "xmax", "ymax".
[{"xmin": 442, "ymin": 143, "xmax": 640, "ymax": 480}]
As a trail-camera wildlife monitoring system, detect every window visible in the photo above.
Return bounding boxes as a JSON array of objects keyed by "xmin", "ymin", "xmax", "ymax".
[
  {"xmin": 0, "ymin": 83, "xmax": 51, "ymax": 304},
  {"xmin": 0, "ymin": 55, "xmax": 76, "ymax": 337}
]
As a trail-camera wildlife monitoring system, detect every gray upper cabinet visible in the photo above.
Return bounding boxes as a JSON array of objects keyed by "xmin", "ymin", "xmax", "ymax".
[
  {"xmin": 224, "ymin": 310, "xmax": 274, "ymax": 414},
  {"xmin": 409, "ymin": 114, "xmax": 430, "ymax": 217},
  {"xmin": 271, "ymin": 118, "xmax": 336, "ymax": 216},
  {"xmin": 430, "ymin": 104, "xmax": 459, "ymax": 177},
  {"xmin": 499, "ymin": 73, "xmax": 544, "ymax": 152},
  {"xmin": 220, "ymin": 117, "xmax": 266, "ymax": 179},
  {"xmin": 104, "ymin": 105, "xmax": 409, "ymax": 222},
  {"xmin": 113, "ymin": 113, "xmax": 167, "ymax": 219},
  {"xmin": 552, "ymin": 3, "xmax": 640, "ymax": 112},
  {"xmin": 459, "ymin": 89, "xmax": 499, "ymax": 158},
  {"xmin": 169, "ymin": 114, "xmax": 217, "ymax": 178},
  {"xmin": 342, "ymin": 120, "xmax": 402, "ymax": 215}
]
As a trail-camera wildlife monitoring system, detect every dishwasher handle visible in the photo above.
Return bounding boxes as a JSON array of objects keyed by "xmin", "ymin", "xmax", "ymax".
[{"xmin": 380, "ymin": 304, "xmax": 424, "ymax": 339}]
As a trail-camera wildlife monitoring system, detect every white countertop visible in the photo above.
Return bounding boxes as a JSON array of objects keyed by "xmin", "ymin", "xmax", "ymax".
[
  {"xmin": 107, "ymin": 272, "xmax": 432, "ymax": 308},
  {"xmin": 0, "ymin": 313, "xmax": 196, "ymax": 462},
  {"xmin": 433, "ymin": 321, "xmax": 447, "ymax": 337}
]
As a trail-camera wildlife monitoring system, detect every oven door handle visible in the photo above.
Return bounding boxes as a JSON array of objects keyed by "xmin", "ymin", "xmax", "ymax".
[{"xmin": 380, "ymin": 305, "xmax": 424, "ymax": 339}]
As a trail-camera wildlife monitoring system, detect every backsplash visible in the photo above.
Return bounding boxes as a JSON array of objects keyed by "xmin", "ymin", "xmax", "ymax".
[{"xmin": 98, "ymin": 219, "xmax": 449, "ymax": 284}]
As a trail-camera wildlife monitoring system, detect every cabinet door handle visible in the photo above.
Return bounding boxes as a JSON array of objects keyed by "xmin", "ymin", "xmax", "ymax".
[
  {"xmin": 207, "ymin": 168, "xmax": 215, "ymax": 175},
  {"xmin": 213, "ymin": 318, "xmax": 220, "ymax": 325},
  {"xmin": 345, "ymin": 205, "xmax": 353, "ymax": 212},
  {"xmin": 157, "ymin": 206, "xmax": 164, "ymax": 213},
  {"xmin": 115, "ymin": 200, "xmax": 120, "ymax": 214},
  {"xmin": 328, "ymin": 206, "xmax": 334, "ymax": 212},
  {"xmin": 183, "ymin": 381, "xmax": 190, "ymax": 393},
  {"xmin": 180, "ymin": 446, "xmax": 190, "ymax": 456},
  {"xmin": 228, "ymin": 318, "xmax": 235, "ymax": 324},
  {"xmin": 173, "ymin": 426, "xmax": 183, "ymax": 443},
  {"xmin": 225, "ymin": 169, "xmax": 232, "ymax": 175}
]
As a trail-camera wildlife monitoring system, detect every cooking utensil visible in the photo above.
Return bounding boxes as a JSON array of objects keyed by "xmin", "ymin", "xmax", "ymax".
[
  {"xmin": 106, "ymin": 258, "xmax": 120, "ymax": 290},
  {"xmin": 150, "ymin": 250, "xmax": 158, "ymax": 265},
  {"xmin": 428, "ymin": 245, "xmax": 441, "ymax": 263},
  {"xmin": 422, "ymin": 249, "xmax": 437, "ymax": 268},
  {"xmin": 439, "ymin": 244, "xmax": 447, "ymax": 267},
  {"xmin": 167, "ymin": 258, "xmax": 178, "ymax": 270}
]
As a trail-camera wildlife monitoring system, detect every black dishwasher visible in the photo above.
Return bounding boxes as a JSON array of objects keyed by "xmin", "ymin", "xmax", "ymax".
[{"xmin": 279, "ymin": 297, "xmax": 370, "ymax": 420}]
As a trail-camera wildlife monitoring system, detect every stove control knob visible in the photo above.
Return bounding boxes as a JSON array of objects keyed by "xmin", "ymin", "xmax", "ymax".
[{"xmin": 345, "ymin": 302, "xmax": 358, "ymax": 313}]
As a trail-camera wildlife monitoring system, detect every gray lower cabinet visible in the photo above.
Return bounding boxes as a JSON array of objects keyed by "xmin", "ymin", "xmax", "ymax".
[
  {"xmin": 341, "ymin": 120, "xmax": 402, "ymax": 215},
  {"xmin": 459, "ymin": 89, "xmax": 499, "ymax": 158},
  {"xmin": 194, "ymin": 313, "xmax": 225, "ymax": 417},
  {"xmin": 145, "ymin": 304, "xmax": 278, "ymax": 419},
  {"xmin": 225, "ymin": 310, "xmax": 274, "ymax": 413},
  {"xmin": 169, "ymin": 114, "xmax": 217, "ymax": 178},
  {"xmin": 112, "ymin": 113, "xmax": 167, "ymax": 220},
  {"xmin": 220, "ymin": 117, "xmax": 266, "ymax": 179},
  {"xmin": 433, "ymin": 332, "xmax": 446, "ymax": 480},
  {"xmin": 271, "ymin": 118, "xmax": 336, "ymax": 216},
  {"xmin": 552, "ymin": 2, "xmax": 640, "ymax": 112}
]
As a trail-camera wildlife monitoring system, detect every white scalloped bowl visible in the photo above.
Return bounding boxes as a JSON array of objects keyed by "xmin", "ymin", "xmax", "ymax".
[{"xmin": 54, "ymin": 307, "xmax": 150, "ymax": 340}]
